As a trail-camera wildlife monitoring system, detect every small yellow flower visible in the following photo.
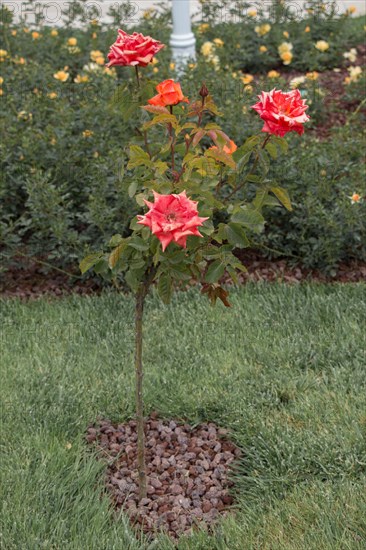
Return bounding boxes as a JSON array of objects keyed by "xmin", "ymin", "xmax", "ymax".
[
  {"xmin": 320, "ymin": 170, "xmax": 327, "ymax": 177},
  {"xmin": 244, "ymin": 85, "xmax": 253, "ymax": 94},
  {"xmin": 90, "ymin": 19, "xmax": 99, "ymax": 26},
  {"xmin": 169, "ymin": 62, "xmax": 175, "ymax": 70},
  {"xmin": 32, "ymin": 31, "xmax": 40, "ymax": 40},
  {"xmin": 0, "ymin": 77, "xmax": 3, "ymax": 85},
  {"xmin": 11, "ymin": 30, "xmax": 17, "ymax": 37},
  {"xmin": 315, "ymin": 40, "xmax": 329, "ymax": 52},
  {"xmin": 197, "ymin": 23, "xmax": 209, "ymax": 33},
  {"xmin": 83, "ymin": 130, "xmax": 94, "ymax": 138},
  {"xmin": 290, "ymin": 76, "xmax": 306, "ymax": 89},
  {"xmin": 95, "ymin": 56, "xmax": 104, "ymax": 65},
  {"xmin": 67, "ymin": 37, "xmax": 77, "ymax": 46},
  {"xmin": 344, "ymin": 76, "xmax": 351, "ymax": 85},
  {"xmin": 153, "ymin": 67, "xmax": 159, "ymax": 74},
  {"xmin": 151, "ymin": 57, "xmax": 159, "ymax": 65},
  {"xmin": 306, "ymin": 71, "xmax": 319, "ymax": 80},
  {"xmin": 346, "ymin": 65, "xmax": 362, "ymax": 83},
  {"xmin": 255, "ymin": 24, "xmax": 271, "ymax": 37},
  {"xmin": 65, "ymin": 442, "xmax": 72, "ymax": 450},
  {"xmin": 213, "ymin": 38, "xmax": 224, "ymax": 47},
  {"xmin": 74, "ymin": 74, "xmax": 89, "ymax": 84},
  {"xmin": 47, "ymin": 92, "xmax": 58, "ymax": 99},
  {"xmin": 242, "ymin": 105, "xmax": 248, "ymax": 114},
  {"xmin": 90, "ymin": 50, "xmax": 104, "ymax": 62},
  {"xmin": 54, "ymin": 70, "xmax": 69, "ymax": 82},
  {"xmin": 343, "ymin": 48, "xmax": 357, "ymax": 63},
  {"xmin": 92, "ymin": 32, "xmax": 97, "ymax": 40},
  {"xmin": 201, "ymin": 41, "xmax": 214, "ymax": 57},
  {"xmin": 50, "ymin": 29, "xmax": 58, "ymax": 37},
  {"xmin": 33, "ymin": 88, "xmax": 40, "ymax": 95},
  {"xmin": 281, "ymin": 51, "xmax": 293, "ymax": 65},
  {"xmin": 232, "ymin": 72, "xmax": 237, "ymax": 79},
  {"xmin": 241, "ymin": 74, "xmax": 254, "ymax": 85},
  {"xmin": 14, "ymin": 56, "xmax": 26, "ymax": 65},
  {"xmin": 346, "ymin": 6, "xmax": 356, "ymax": 15},
  {"xmin": 188, "ymin": 63, "xmax": 197, "ymax": 70},
  {"xmin": 0, "ymin": 89, "xmax": 3, "ymax": 96},
  {"xmin": 23, "ymin": 27, "xmax": 30, "ymax": 33},
  {"xmin": 259, "ymin": 45, "xmax": 268, "ymax": 53},
  {"xmin": 93, "ymin": 151, "xmax": 99, "ymax": 158},
  {"xmin": 17, "ymin": 111, "xmax": 32, "ymax": 121},
  {"xmin": 278, "ymin": 42, "xmax": 293, "ymax": 55},
  {"xmin": 304, "ymin": 26, "xmax": 311, "ymax": 33},
  {"xmin": 103, "ymin": 67, "xmax": 116, "ymax": 77},
  {"xmin": 0, "ymin": 49, "xmax": 8, "ymax": 61},
  {"xmin": 283, "ymin": 31, "xmax": 289, "ymax": 39},
  {"xmin": 143, "ymin": 8, "xmax": 155, "ymax": 19},
  {"xmin": 247, "ymin": 8, "xmax": 257, "ymax": 17},
  {"xmin": 268, "ymin": 70, "xmax": 280, "ymax": 78}
]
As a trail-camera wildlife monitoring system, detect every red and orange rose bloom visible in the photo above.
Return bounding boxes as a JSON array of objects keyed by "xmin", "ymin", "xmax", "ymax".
[
  {"xmin": 137, "ymin": 191, "xmax": 208, "ymax": 252},
  {"xmin": 252, "ymin": 88, "xmax": 310, "ymax": 137},
  {"xmin": 107, "ymin": 29, "xmax": 164, "ymax": 67},
  {"xmin": 148, "ymin": 80, "xmax": 189, "ymax": 107}
]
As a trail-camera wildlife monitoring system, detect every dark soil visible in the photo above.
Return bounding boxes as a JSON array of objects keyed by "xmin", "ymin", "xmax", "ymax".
[
  {"xmin": 1, "ymin": 251, "xmax": 365, "ymax": 300},
  {"xmin": 86, "ymin": 414, "xmax": 240, "ymax": 540}
]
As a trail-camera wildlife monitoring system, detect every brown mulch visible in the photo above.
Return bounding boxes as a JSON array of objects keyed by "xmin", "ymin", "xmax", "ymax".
[
  {"xmin": 1, "ymin": 252, "xmax": 365, "ymax": 300},
  {"xmin": 86, "ymin": 413, "xmax": 240, "ymax": 540}
]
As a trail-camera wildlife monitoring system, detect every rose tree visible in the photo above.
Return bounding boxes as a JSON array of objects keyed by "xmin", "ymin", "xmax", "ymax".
[{"xmin": 80, "ymin": 29, "xmax": 309, "ymax": 501}]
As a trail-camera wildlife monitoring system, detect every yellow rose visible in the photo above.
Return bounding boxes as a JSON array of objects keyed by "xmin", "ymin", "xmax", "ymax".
[
  {"xmin": 50, "ymin": 29, "xmax": 58, "ymax": 37},
  {"xmin": 11, "ymin": 30, "xmax": 17, "ymax": 36},
  {"xmin": 201, "ymin": 41, "xmax": 214, "ymax": 56},
  {"xmin": 283, "ymin": 31, "xmax": 289, "ymax": 39},
  {"xmin": 197, "ymin": 23, "xmax": 210, "ymax": 33},
  {"xmin": 346, "ymin": 6, "xmax": 356, "ymax": 15},
  {"xmin": 278, "ymin": 42, "xmax": 293, "ymax": 55},
  {"xmin": 306, "ymin": 71, "xmax": 319, "ymax": 80},
  {"xmin": 305, "ymin": 26, "xmax": 311, "ymax": 33},
  {"xmin": 82, "ymin": 130, "xmax": 94, "ymax": 138},
  {"xmin": 53, "ymin": 70, "xmax": 69, "ymax": 82},
  {"xmin": 67, "ymin": 37, "xmax": 77, "ymax": 46},
  {"xmin": 315, "ymin": 40, "xmax": 329, "ymax": 52},
  {"xmin": 255, "ymin": 24, "xmax": 271, "ymax": 37},
  {"xmin": 47, "ymin": 92, "xmax": 58, "ymax": 99},
  {"xmin": 213, "ymin": 38, "xmax": 224, "ymax": 47},
  {"xmin": 90, "ymin": 50, "xmax": 104, "ymax": 62},
  {"xmin": 259, "ymin": 45, "xmax": 268, "ymax": 53},
  {"xmin": 74, "ymin": 75, "xmax": 89, "ymax": 84},
  {"xmin": 247, "ymin": 8, "xmax": 257, "ymax": 17},
  {"xmin": 267, "ymin": 70, "xmax": 280, "ymax": 78},
  {"xmin": 241, "ymin": 74, "xmax": 254, "ymax": 85},
  {"xmin": 170, "ymin": 62, "xmax": 176, "ymax": 70},
  {"xmin": 0, "ymin": 77, "xmax": 3, "ymax": 85},
  {"xmin": 32, "ymin": 31, "xmax": 40, "ymax": 40},
  {"xmin": 281, "ymin": 51, "xmax": 293, "ymax": 65}
]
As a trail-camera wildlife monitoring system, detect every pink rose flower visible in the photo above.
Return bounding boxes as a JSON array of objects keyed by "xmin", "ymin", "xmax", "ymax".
[
  {"xmin": 137, "ymin": 191, "xmax": 208, "ymax": 252},
  {"xmin": 107, "ymin": 29, "xmax": 164, "ymax": 68},
  {"xmin": 252, "ymin": 88, "xmax": 310, "ymax": 136}
]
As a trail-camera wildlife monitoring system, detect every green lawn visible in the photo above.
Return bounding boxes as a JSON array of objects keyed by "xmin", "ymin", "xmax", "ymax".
[{"xmin": 1, "ymin": 284, "xmax": 365, "ymax": 549}]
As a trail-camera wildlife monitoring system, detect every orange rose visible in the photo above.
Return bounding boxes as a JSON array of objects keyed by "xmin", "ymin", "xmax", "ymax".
[
  {"xmin": 210, "ymin": 139, "xmax": 237, "ymax": 155},
  {"xmin": 148, "ymin": 80, "xmax": 189, "ymax": 107}
]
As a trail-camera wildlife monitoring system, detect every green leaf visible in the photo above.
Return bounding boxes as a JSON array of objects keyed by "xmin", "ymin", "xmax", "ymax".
[
  {"xmin": 265, "ymin": 142, "xmax": 277, "ymax": 159},
  {"xmin": 225, "ymin": 223, "xmax": 251, "ymax": 248},
  {"xmin": 125, "ymin": 269, "xmax": 140, "ymax": 292},
  {"xmin": 142, "ymin": 113, "xmax": 177, "ymax": 131},
  {"xmin": 205, "ymin": 149, "xmax": 236, "ymax": 170},
  {"xmin": 205, "ymin": 260, "xmax": 226, "ymax": 283},
  {"xmin": 231, "ymin": 206, "xmax": 265, "ymax": 234},
  {"xmin": 253, "ymin": 187, "xmax": 269, "ymax": 211},
  {"xmin": 158, "ymin": 272, "xmax": 172, "ymax": 304},
  {"xmin": 109, "ymin": 242, "xmax": 127, "ymax": 269},
  {"xmin": 226, "ymin": 265, "xmax": 239, "ymax": 284},
  {"xmin": 128, "ymin": 181, "xmax": 138, "ymax": 198},
  {"xmin": 270, "ymin": 186, "xmax": 293, "ymax": 211},
  {"xmin": 109, "ymin": 234, "xmax": 123, "ymax": 247},
  {"xmin": 128, "ymin": 236, "xmax": 150, "ymax": 251},
  {"xmin": 127, "ymin": 145, "xmax": 151, "ymax": 169},
  {"xmin": 79, "ymin": 253, "xmax": 103, "ymax": 274}
]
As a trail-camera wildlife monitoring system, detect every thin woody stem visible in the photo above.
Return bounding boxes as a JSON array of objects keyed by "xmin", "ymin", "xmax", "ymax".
[
  {"xmin": 135, "ymin": 283, "xmax": 147, "ymax": 500},
  {"xmin": 169, "ymin": 105, "xmax": 175, "ymax": 175},
  {"xmin": 135, "ymin": 65, "xmax": 140, "ymax": 89}
]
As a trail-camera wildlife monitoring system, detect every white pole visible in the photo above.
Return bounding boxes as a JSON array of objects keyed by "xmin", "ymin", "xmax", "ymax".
[{"xmin": 170, "ymin": 0, "xmax": 196, "ymax": 68}]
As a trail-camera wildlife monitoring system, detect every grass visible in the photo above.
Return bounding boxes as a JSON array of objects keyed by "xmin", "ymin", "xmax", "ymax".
[{"xmin": 1, "ymin": 283, "xmax": 365, "ymax": 549}]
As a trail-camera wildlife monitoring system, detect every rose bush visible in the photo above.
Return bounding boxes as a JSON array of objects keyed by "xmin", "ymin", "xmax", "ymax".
[{"xmin": 80, "ymin": 28, "xmax": 311, "ymax": 501}]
